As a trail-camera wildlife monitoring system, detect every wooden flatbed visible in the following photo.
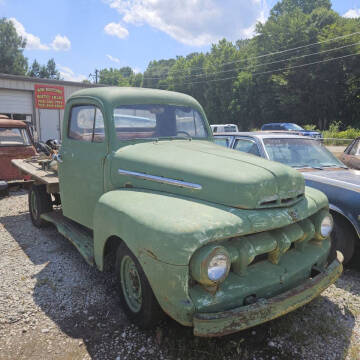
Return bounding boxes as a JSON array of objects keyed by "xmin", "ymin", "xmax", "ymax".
[{"xmin": 11, "ymin": 158, "xmax": 59, "ymax": 193}]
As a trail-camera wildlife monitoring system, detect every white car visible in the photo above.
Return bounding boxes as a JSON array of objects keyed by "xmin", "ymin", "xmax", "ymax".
[{"xmin": 210, "ymin": 124, "xmax": 238, "ymax": 133}]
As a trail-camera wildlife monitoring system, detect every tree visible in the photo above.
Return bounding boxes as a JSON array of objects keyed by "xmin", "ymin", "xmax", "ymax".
[
  {"xmin": 27, "ymin": 58, "xmax": 60, "ymax": 79},
  {"xmin": 137, "ymin": 0, "xmax": 360, "ymax": 130},
  {"xmin": 28, "ymin": 59, "xmax": 41, "ymax": 78},
  {"xmin": 118, "ymin": 66, "xmax": 134, "ymax": 78},
  {"xmin": 44, "ymin": 58, "xmax": 60, "ymax": 80},
  {"xmin": 0, "ymin": 18, "xmax": 28, "ymax": 75},
  {"xmin": 99, "ymin": 68, "xmax": 130, "ymax": 86},
  {"xmin": 270, "ymin": 0, "xmax": 331, "ymax": 18}
]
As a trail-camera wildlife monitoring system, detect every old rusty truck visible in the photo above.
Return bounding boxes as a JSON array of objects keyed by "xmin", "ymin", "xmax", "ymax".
[{"xmin": 12, "ymin": 87, "xmax": 342, "ymax": 337}]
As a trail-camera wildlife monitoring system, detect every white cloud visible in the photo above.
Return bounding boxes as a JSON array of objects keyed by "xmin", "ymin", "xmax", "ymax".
[
  {"xmin": 343, "ymin": 8, "xmax": 360, "ymax": 18},
  {"xmin": 106, "ymin": 54, "xmax": 121, "ymax": 63},
  {"xmin": 106, "ymin": 0, "xmax": 268, "ymax": 46},
  {"xmin": 8, "ymin": 18, "xmax": 71, "ymax": 51},
  {"xmin": 59, "ymin": 65, "xmax": 87, "ymax": 82},
  {"xmin": 51, "ymin": 35, "xmax": 71, "ymax": 51},
  {"xmin": 9, "ymin": 17, "xmax": 50, "ymax": 50},
  {"xmin": 104, "ymin": 22, "xmax": 129, "ymax": 39}
]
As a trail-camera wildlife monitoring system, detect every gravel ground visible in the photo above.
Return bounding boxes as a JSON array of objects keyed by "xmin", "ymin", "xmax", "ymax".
[{"xmin": 0, "ymin": 190, "xmax": 360, "ymax": 360}]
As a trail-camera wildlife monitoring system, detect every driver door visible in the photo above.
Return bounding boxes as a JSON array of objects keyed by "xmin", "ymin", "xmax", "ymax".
[{"xmin": 58, "ymin": 102, "xmax": 108, "ymax": 229}]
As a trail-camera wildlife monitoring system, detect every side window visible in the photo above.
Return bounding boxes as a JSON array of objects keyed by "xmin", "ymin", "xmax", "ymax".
[
  {"xmin": 68, "ymin": 105, "xmax": 105, "ymax": 142},
  {"xmin": 214, "ymin": 137, "xmax": 229, "ymax": 147},
  {"xmin": 234, "ymin": 139, "xmax": 260, "ymax": 156},
  {"xmin": 349, "ymin": 141, "xmax": 360, "ymax": 155},
  {"xmin": 175, "ymin": 109, "xmax": 207, "ymax": 137},
  {"xmin": 93, "ymin": 108, "xmax": 105, "ymax": 142}
]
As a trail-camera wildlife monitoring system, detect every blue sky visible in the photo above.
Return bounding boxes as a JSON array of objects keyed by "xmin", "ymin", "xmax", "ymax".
[{"xmin": 1, "ymin": 0, "xmax": 359, "ymax": 82}]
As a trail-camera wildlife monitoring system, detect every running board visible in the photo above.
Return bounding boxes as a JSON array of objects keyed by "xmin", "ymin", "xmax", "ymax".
[{"xmin": 41, "ymin": 210, "xmax": 95, "ymax": 266}]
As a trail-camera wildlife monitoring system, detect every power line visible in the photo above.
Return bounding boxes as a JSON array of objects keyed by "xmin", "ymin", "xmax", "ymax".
[
  {"xmin": 157, "ymin": 51, "xmax": 360, "ymax": 87},
  {"xmin": 143, "ymin": 30, "xmax": 360, "ymax": 78},
  {"xmin": 143, "ymin": 41, "xmax": 360, "ymax": 81}
]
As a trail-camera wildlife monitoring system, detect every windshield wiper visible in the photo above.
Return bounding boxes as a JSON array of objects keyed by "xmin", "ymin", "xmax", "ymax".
[
  {"xmin": 292, "ymin": 165, "xmax": 324, "ymax": 170},
  {"xmin": 320, "ymin": 163, "xmax": 348, "ymax": 169}
]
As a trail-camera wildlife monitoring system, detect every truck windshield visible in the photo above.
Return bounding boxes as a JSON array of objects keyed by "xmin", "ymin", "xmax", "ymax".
[
  {"xmin": 263, "ymin": 138, "xmax": 345, "ymax": 168},
  {"xmin": 0, "ymin": 128, "xmax": 30, "ymax": 146},
  {"xmin": 113, "ymin": 104, "xmax": 208, "ymax": 140}
]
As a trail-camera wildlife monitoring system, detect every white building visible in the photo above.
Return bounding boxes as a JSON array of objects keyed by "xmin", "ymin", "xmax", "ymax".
[{"xmin": 0, "ymin": 73, "xmax": 98, "ymax": 142}]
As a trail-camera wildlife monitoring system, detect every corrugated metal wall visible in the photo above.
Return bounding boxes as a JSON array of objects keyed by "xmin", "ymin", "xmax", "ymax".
[
  {"xmin": 0, "ymin": 89, "xmax": 33, "ymax": 114},
  {"xmin": 0, "ymin": 76, "xmax": 92, "ymax": 141}
]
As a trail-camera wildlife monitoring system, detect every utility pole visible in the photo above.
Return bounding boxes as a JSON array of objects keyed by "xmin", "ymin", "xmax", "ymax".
[{"xmin": 89, "ymin": 69, "xmax": 99, "ymax": 84}]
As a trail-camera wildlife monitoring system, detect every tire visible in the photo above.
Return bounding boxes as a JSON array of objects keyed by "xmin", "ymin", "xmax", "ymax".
[
  {"xmin": 330, "ymin": 214, "xmax": 356, "ymax": 265},
  {"xmin": 115, "ymin": 243, "xmax": 163, "ymax": 328},
  {"xmin": 28, "ymin": 184, "xmax": 53, "ymax": 228}
]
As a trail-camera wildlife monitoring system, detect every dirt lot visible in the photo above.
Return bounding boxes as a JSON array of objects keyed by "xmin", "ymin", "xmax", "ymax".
[{"xmin": 1, "ymin": 190, "xmax": 360, "ymax": 360}]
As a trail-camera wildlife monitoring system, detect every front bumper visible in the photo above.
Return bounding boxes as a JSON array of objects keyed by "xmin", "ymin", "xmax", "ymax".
[{"xmin": 193, "ymin": 254, "xmax": 342, "ymax": 337}]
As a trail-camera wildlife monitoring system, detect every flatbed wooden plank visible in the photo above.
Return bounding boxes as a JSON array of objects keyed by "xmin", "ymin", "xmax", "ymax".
[{"xmin": 11, "ymin": 158, "xmax": 59, "ymax": 185}]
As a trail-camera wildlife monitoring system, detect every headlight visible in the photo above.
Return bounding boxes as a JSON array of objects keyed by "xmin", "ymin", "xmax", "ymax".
[
  {"xmin": 320, "ymin": 215, "xmax": 333, "ymax": 238},
  {"xmin": 208, "ymin": 253, "xmax": 229, "ymax": 281},
  {"xmin": 311, "ymin": 210, "xmax": 333, "ymax": 240},
  {"xmin": 190, "ymin": 245, "xmax": 230, "ymax": 286}
]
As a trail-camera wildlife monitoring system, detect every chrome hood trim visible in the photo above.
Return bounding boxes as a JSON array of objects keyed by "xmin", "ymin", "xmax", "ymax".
[{"xmin": 118, "ymin": 169, "xmax": 202, "ymax": 190}]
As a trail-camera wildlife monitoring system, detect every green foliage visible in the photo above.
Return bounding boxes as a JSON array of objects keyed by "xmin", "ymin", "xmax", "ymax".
[
  {"xmin": 322, "ymin": 122, "xmax": 360, "ymax": 140},
  {"xmin": 137, "ymin": 0, "xmax": 360, "ymax": 132},
  {"xmin": 99, "ymin": 67, "xmax": 143, "ymax": 87},
  {"xmin": 303, "ymin": 124, "xmax": 318, "ymax": 130},
  {"xmin": 0, "ymin": 18, "xmax": 28, "ymax": 75},
  {"xmin": 28, "ymin": 58, "xmax": 60, "ymax": 80}
]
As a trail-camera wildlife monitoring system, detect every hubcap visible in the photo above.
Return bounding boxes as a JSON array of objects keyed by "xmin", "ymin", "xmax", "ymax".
[
  {"xmin": 120, "ymin": 255, "xmax": 142, "ymax": 313},
  {"xmin": 30, "ymin": 191, "xmax": 38, "ymax": 218}
]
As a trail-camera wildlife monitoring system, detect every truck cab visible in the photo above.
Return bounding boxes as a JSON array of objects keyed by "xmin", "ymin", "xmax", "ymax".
[{"xmin": 19, "ymin": 87, "xmax": 342, "ymax": 337}]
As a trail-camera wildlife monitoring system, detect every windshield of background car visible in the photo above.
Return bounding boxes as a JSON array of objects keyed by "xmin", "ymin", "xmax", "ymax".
[
  {"xmin": 285, "ymin": 123, "xmax": 304, "ymax": 130},
  {"xmin": 113, "ymin": 104, "xmax": 208, "ymax": 140},
  {"xmin": 224, "ymin": 125, "xmax": 237, "ymax": 132},
  {"xmin": 263, "ymin": 138, "xmax": 345, "ymax": 168},
  {"xmin": 0, "ymin": 128, "xmax": 30, "ymax": 146}
]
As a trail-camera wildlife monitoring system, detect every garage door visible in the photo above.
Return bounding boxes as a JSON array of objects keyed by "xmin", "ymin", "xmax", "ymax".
[{"xmin": 0, "ymin": 89, "xmax": 33, "ymax": 114}]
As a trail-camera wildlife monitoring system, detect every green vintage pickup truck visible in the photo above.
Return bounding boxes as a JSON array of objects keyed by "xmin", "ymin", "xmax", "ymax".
[{"xmin": 13, "ymin": 87, "xmax": 342, "ymax": 337}]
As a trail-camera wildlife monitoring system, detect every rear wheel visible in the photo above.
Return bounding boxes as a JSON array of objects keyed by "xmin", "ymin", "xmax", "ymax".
[
  {"xmin": 28, "ymin": 184, "xmax": 52, "ymax": 228},
  {"xmin": 331, "ymin": 214, "xmax": 356, "ymax": 265},
  {"xmin": 115, "ymin": 243, "xmax": 163, "ymax": 328}
]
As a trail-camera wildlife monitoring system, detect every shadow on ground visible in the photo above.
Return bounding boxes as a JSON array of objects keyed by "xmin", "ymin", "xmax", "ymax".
[{"xmin": 1, "ymin": 209, "xmax": 356, "ymax": 360}]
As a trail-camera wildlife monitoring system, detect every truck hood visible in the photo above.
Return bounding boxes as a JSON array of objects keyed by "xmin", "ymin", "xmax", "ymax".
[{"xmin": 110, "ymin": 140, "xmax": 305, "ymax": 209}]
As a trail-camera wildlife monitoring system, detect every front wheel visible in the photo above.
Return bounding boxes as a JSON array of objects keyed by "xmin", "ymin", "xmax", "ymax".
[
  {"xmin": 28, "ymin": 184, "xmax": 52, "ymax": 228},
  {"xmin": 115, "ymin": 243, "xmax": 163, "ymax": 328}
]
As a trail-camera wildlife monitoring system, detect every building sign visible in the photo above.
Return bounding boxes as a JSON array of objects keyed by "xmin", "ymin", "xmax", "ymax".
[{"xmin": 35, "ymin": 84, "xmax": 65, "ymax": 109}]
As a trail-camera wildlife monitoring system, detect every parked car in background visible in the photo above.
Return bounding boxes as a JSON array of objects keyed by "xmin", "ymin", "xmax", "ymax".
[
  {"xmin": 0, "ymin": 116, "xmax": 36, "ymax": 191},
  {"xmin": 211, "ymin": 124, "xmax": 238, "ymax": 133},
  {"xmin": 340, "ymin": 137, "xmax": 360, "ymax": 170},
  {"xmin": 214, "ymin": 132, "xmax": 359, "ymax": 264},
  {"xmin": 261, "ymin": 123, "xmax": 322, "ymax": 139}
]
